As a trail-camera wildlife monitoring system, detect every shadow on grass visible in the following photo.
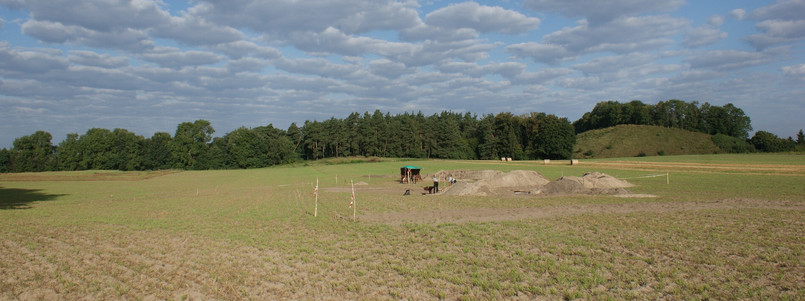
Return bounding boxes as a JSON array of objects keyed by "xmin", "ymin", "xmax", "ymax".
[{"xmin": 0, "ymin": 186, "xmax": 66, "ymax": 210}]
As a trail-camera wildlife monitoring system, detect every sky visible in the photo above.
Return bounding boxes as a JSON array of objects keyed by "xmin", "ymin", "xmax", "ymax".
[{"xmin": 0, "ymin": 0, "xmax": 803, "ymax": 148}]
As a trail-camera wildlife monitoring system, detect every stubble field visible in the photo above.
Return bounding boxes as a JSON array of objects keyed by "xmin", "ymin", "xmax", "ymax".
[{"xmin": 1, "ymin": 154, "xmax": 803, "ymax": 300}]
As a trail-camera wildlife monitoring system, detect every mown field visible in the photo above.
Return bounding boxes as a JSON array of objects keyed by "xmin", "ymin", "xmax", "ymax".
[{"xmin": 1, "ymin": 154, "xmax": 803, "ymax": 300}]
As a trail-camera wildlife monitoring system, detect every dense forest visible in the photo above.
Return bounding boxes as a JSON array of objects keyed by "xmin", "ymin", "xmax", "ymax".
[{"xmin": 2, "ymin": 100, "xmax": 803, "ymax": 172}]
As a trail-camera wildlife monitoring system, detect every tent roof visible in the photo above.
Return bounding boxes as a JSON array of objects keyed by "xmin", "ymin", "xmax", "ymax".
[{"xmin": 401, "ymin": 165, "xmax": 421, "ymax": 170}]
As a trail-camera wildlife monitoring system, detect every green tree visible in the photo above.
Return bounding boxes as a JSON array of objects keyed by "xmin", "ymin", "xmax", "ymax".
[
  {"xmin": 370, "ymin": 110, "xmax": 388, "ymax": 157},
  {"xmin": 207, "ymin": 137, "xmax": 231, "ymax": 169},
  {"xmin": 722, "ymin": 103, "xmax": 752, "ymax": 139},
  {"xmin": 111, "ymin": 128, "xmax": 144, "ymax": 171},
  {"xmin": 750, "ymin": 131, "xmax": 795, "ymax": 153},
  {"xmin": 0, "ymin": 148, "xmax": 11, "ymax": 172},
  {"xmin": 491, "ymin": 113, "xmax": 523, "ymax": 159},
  {"xmin": 225, "ymin": 127, "xmax": 262, "ymax": 168},
  {"xmin": 302, "ymin": 120, "xmax": 324, "ymax": 160},
  {"xmin": 623, "ymin": 100, "xmax": 651, "ymax": 125},
  {"xmin": 254, "ymin": 124, "xmax": 296, "ymax": 165},
  {"xmin": 56, "ymin": 133, "xmax": 82, "ymax": 171},
  {"xmin": 79, "ymin": 128, "xmax": 115, "ymax": 170},
  {"xmin": 170, "ymin": 120, "xmax": 214, "ymax": 170},
  {"xmin": 143, "ymin": 132, "xmax": 173, "ymax": 170},
  {"xmin": 797, "ymin": 129, "xmax": 804, "ymax": 145},
  {"xmin": 11, "ymin": 131, "xmax": 56, "ymax": 172},
  {"xmin": 287, "ymin": 122, "xmax": 304, "ymax": 157},
  {"xmin": 476, "ymin": 114, "xmax": 497, "ymax": 159},
  {"xmin": 432, "ymin": 111, "xmax": 472, "ymax": 159},
  {"xmin": 525, "ymin": 113, "xmax": 576, "ymax": 159}
]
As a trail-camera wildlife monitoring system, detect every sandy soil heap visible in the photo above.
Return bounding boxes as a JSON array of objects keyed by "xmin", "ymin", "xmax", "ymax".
[
  {"xmin": 536, "ymin": 172, "xmax": 633, "ymax": 195},
  {"xmin": 435, "ymin": 170, "xmax": 633, "ymax": 196}
]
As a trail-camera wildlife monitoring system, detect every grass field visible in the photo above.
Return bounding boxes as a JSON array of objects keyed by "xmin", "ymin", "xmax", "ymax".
[{"xmin": 1, "ymin": 155, "xmax": 803, "ymax": 300}]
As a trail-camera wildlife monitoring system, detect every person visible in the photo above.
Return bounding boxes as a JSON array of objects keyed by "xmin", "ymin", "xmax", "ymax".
[{"xmin": 432, "ymin": 176, "xmax": 439, "ymax": 193}]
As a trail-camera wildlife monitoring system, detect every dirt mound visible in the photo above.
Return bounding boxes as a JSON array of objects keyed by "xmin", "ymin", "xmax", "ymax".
[
  {"xmin": 440, "ymin": 170, "xmax": 549, "ymax": 196},
  {"xmin": 434, "ymin": 169, "xmax": 504, "ymax": 180},
  {"xmin": 437, "ymin": 170, "xmax": 632, "ymax": 196},
  {"xmin": 536, "ymin": 172, "xmax": 633, "ymax": 195},
  {"xmin": 578, "ymin": 172, "xmax": 634, "ymax": 189},
  {"xmin": 482, "ymin": 170, "xmax": 551, "ymax": 188},
  {"xmin": 441, "ymin": 182, "xmax": 494, "ymax": 196}
]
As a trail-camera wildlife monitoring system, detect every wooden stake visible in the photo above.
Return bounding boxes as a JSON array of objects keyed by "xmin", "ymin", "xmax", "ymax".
[
  {"xmin": 314, "ymin": 177, "xmax": 319, "ymax": 217},
  {"xmin": 351, "ymin": 180, "xmax": 356, "ymax": 222},
  {"xmin": 666, "ymin": 171, "xmax": 670, "ymax": 184}
]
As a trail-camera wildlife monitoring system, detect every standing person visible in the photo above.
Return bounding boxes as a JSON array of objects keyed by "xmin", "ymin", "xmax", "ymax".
[{"xmin": 432, "ymin": 176, "xmax": 439, "ymax": 193}]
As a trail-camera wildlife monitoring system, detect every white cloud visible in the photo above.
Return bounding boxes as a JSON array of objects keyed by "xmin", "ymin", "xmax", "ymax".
[
  {"xmin": 745, "ymin": 0, "xmax": 805, "ymax": 49},
  {"xmin": 708, "ymin": 15, "xmax": 725, "ymax": 27},
  {"xmin": 507, "ymin": 16, "xmax": 687, "ymax": 63},
  {"xmin": 274, "ymin": 57, "xmax": 360, "ymax": 79},
  {"xmin": 523, "ymin": 0, "xmax": 685, "ymax": 25},
  {"xmin": 20, "ymin": 0, "xmax": 169, "ymax": 32},
  {"xmin": 67, "ymin": 50, "xmax": 129, "ymax": 68},
  {"xmin": 400, "ymin": 23, "xmax": 479, "ymax": 42},
  {"xmin": 368, "ymin": 59, "xmax": 415, "ymax": 79},
  {"xmin": 435, "ymin": 61, "xmax": 525, "ymax": 78},
  {"xmin": 138, "ymin": 47, "xmax": 224, "ymax": 69},
  {"xmin": 21, "ymin": 19, "xmax": 155, "ymax": 51},
  {"xmin": 505, "ymin": 42, "xmax": 575, "ymax": 64},
  {"xmin": 425, "ymin": 2, "xmax": 540, "ymax": 34},
  {"xmin": 572, "ymin": 53, "xmax": 654, "ymax": 75},
  {"xmin": 0, "ymin": 79, "xmax": 85, "ymax": 99},
  {"xmin": 782, "ymin": 63, "xmax": 805, "ymax": 80},
  {"xmin": 209, "ymin": 41, "xmax": 281, "ymax": 60},
  {"xmin": 746, "ymin": 19, "xmax": 805, "ymax": 49},
  {"xmin": 544, "ymin": 16, "xmax": 687, "ymax": 53},
  {"xmin": 153, "ymin": 14, "xmax": 244, "ymax": 46},
  {"xmin": 193, "ymin": 0, "xmax": 419, "ymax": 36},
  {"xmin": 510, "ymin": 68, "xmax": 574, "ymax": 85},
  {"xmin": 683, "ymin": 25, "xmax": 728, "ymax": 48},
  {"xmin": 687, "ymin": 47, "xmax": 789, "ymax": 71},
  {"xmin": 226, "ymin": 57, "xmax": 269, "ymax": 73},
  {"xmin": 0, "ymin": 43, "xmax": 68, "ymax": 75},
  {"xmin": 748, "ymin": 0, "xmax": 805, "ymax": 21},
  {"xmin": 729, "ymin": 9, "xmax": 746, "ymax": 20}
]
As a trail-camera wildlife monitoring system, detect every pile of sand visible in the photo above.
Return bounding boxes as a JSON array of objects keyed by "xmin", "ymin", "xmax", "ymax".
[
  {"xmin": 435, "ymin": 170, "xmax": 633, "ymax": 196},
  {"xmin": 434, "ymin": 170, "xmax": 505, "ymax": 181},
  {"xmin": 439, "ymin": 170, "xmax": 550, "ymax": 196}
]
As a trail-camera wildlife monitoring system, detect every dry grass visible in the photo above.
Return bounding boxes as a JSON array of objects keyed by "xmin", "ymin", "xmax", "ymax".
[{"xmin": 1, "ymin": 155, "xmax": 803, "ymax": 300}]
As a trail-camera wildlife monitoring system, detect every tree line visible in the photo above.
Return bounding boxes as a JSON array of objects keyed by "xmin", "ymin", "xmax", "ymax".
[
  {"xmin": 0, "ymin": 111, "xmax": 576, "ymax": 172},
  {"xmin": 3, "ymin": 100, "xmax": 802, "ymax": 173}
]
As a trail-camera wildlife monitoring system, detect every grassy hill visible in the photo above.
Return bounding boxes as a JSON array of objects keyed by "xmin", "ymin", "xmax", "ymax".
[{"xmin": 573, "ymin": 124, "xmax": 721, "ymax": 158}]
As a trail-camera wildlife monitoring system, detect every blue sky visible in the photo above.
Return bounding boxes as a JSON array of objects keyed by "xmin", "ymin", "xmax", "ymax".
[{"xmin": 1, "ymin": 0, "xmax": 803, "ymax": 148}]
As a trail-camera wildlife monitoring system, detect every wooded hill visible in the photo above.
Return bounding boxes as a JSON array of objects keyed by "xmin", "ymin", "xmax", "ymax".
[{"xmin": 573, "ymin": 125, "xmax": 722, "ymax": 158}]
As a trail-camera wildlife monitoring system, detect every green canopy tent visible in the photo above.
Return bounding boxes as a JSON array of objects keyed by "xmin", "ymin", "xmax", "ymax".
[{"xmin": 400, "ymin": 165, "xmax": 422, "ymax": 184}]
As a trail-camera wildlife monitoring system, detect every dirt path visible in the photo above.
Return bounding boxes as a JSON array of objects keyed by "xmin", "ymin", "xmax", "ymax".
[{"xmin": 358, "ymin": 199, "xmax": 805, "ymax": 225}]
